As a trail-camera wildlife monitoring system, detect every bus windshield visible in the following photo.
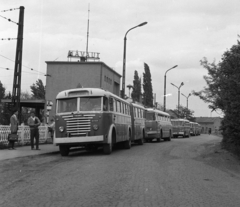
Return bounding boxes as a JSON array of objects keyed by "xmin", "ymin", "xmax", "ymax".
[
  {"xmin": 146, "ymin": 112, "xmax": 155, "ymax": 120},
  {"xmin": 80, "ymin": 97, "xmax": 102, "ymax": 111},
  {"xmin": 57, "ymin": 98, "xmax": 77, "ymax": 113}
]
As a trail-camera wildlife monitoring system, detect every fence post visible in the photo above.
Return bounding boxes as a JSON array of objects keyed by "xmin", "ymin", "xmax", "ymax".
[{"xmin": 19, "ymin": 126, "xmax": 24, "ymax": 146}]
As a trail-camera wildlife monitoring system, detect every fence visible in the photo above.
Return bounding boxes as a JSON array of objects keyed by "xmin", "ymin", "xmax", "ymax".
[{"xmin": 0, "ymin": 125, "xmax": 50, "ymax": 147}]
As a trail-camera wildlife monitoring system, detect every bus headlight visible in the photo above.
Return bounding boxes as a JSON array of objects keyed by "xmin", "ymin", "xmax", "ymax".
[
  {"xmin": 59, "ymin": 126, "xmax": 65, "ymax": 132},
  {"xmin": 93, "ymin": 124, "xmax": 99, "ymax": 131}
]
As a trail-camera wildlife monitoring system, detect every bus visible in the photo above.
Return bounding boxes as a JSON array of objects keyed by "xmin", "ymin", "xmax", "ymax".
[
  {"xmin": 54, "ymin": 88, "xmax": 145, "ymax": 156},
  {"xmin": 196, "ymin": 123, "xmax": 202, "ymax": 136},
  {"xmin": 145, "ymin": 108, "xmax": 172, "ymax": 142},
  {"xmin": 129, "ymin": 102, "xmax": 146, "ymax": 145},
  {"xmin": 190, "ymin": 122, "xmax": 199, "ymax": 136},
  {"xmin": 171, "ymin": 119, "xmax": 190, "ymax": 138}
]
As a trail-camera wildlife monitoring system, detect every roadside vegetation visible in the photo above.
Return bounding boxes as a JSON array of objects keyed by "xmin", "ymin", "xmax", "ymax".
[{"xmin": 193, "ymin": 38, "xmax": 240, "ymax": 158}]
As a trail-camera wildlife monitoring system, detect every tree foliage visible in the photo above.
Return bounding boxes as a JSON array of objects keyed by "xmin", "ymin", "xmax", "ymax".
[
  {"xmin": 0, "ymin": 81, "xmax": 10, "ymax": 125},
  {"xmin": 131, "ymin": 70, "xmax": 142, "ymax": 102},
  {"xmin": 21, "ymin": 90, "xmax": 32, "ymax": 100},
  {"xmin": 171, "ymin": 105, "xmax": 195, "ymax": 121},
  {"xmin": 0, "ymin": 81, "xmax": 6, "ymax": 100},
  {"xmin": 142, "ymin": 63, "xmax": 153, "ymax": 107},
  {"xmin": 30, "ymin": 79, "xmax": 45, "ymax": 99},
  {"xmin": 193, "ymin": 40, "xmax": 240, "ymax": 146}
]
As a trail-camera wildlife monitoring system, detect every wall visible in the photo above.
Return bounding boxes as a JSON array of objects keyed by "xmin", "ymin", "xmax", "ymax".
[{"xmin": 45, "ymin": 61, "xmax": 121, "ymax": 118}]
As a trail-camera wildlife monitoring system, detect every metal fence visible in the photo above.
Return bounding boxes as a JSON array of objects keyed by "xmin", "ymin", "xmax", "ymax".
[{"xmin": 0, "ymin": 125, "xmax": 49, "ymax": 147}]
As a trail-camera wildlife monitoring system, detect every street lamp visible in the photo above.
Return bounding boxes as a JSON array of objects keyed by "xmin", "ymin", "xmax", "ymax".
[
  {"xmin": 127, "ymin": 84, "xmax": 133, "ymax": 98},
  {"xmin": 181, "ymin": 93, "xmax": 191, "ymax": 109},
  {"xmin": 171, "ymin": 82, "xmax": 184, "ymax": 118},
  {"xmin": 163, "ymin": 65, "xmax": 178, "ymax": 111},
  {"xmin": 121, "ymin": 22, "xmax": 148, "ymax": 99}
]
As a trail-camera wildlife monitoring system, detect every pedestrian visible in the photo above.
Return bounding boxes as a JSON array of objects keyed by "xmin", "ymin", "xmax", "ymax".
[
  {"xmin": 48, "ymin": 118, "xmax": 55, "ymax": 139},
  {"xmin": 8, "ymin": 110, "xmax": 19, "ymax": 150},
  {"xmin": 208, "ymin": 128, "xmax": 212, "ymax": 135},
  {"xmin": 28, "ymin": 111, "xmax": 41, "ymax": 150}
]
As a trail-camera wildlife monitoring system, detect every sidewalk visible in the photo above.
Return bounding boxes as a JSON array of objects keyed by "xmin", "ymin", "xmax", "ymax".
[{"xmin": 0, "ymin": 144, "xmax": 59, "ymax": 161}]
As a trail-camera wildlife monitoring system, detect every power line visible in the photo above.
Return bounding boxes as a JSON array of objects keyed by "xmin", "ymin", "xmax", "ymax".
[
  {"xmin": 1, "ymin": 8, "xmax": 20, "ymax": 12},
  {"xmin": 0, "ymin": 54, "xmax": 46, "ymax": 75},
  {"xmin": 0, "ymin": 14, "xmax": 18, "ymax": 25},
  {"xmin": 1, "ymin": 37, "xmax": 18, "ymax": 41},
  {"xmin": 0, "ymin": 66, "xmax": 47, "ymax": 76}
]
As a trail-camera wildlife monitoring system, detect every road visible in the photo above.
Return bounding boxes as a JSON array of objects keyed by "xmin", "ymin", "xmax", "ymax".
[{"xmin": 0, "ymin": 134, "xmax": 240, "ymax": 207}]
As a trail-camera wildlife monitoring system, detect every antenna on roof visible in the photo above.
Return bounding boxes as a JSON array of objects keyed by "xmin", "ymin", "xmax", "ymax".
[{"xmin": 86, "ymin": 3, "xmax": 90, "ymax": 61}]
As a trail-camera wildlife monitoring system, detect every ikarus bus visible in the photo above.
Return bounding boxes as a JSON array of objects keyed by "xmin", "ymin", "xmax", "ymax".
[
  {"xmin": 54, "ymin": 88, "xmax": 133, "ymax": 156},
  {"xmin": 145, "ymin": 108, "xmax": 172, "ymax": 142}
]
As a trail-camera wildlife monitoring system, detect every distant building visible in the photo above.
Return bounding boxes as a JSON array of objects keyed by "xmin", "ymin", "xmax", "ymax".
[
  {"xmin": 45, "ymin": 61, "xmax": 121, "ymax": 118},
  {"xmin": 195, "ymin": 117, "xmax": 223, "ymax": 135}
]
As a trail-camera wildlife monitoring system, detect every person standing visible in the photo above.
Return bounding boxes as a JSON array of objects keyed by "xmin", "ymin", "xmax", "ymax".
[
  {"xmin": 9, "ymin": 110, "xmax": 19, "ymax": 150},
  {"xmin": 28, "ymin": 111, "xmax": 41, "ymax": 150},
  {"xmin": 48, "ymin": 118, "xmax": 55, "ymax": 139}
]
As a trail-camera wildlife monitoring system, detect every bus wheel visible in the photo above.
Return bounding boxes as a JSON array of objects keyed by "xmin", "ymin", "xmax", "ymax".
[
  {"xmin": 156, "ymin": 132, "xmax": 162, "ymax": 142},
  {"xmin": 138, "ymin": 132, "xmax": 145, "ymax": 145},
  {"xmin": 59, "ymin": 145, "xmax": 69, "ymax": 156},
  {"xmin": 138, "ymin": 137, "xmax": 144, "ymax": 145},
  {"xmin": 103, "ymin": 143, "xmax": 112, "ymax": 154},
  {"xmin": 124, "ymin": 139, "xmax": 131, "ymax": 149},
  {"xmin": 167, "ymin": 131, "xmax": 172, "ymax": 141}
]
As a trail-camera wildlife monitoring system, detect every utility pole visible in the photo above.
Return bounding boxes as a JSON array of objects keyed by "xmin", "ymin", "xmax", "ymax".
[{"xmin": 11, "ymin": 6, "xmax": 24, "ymax": 122}]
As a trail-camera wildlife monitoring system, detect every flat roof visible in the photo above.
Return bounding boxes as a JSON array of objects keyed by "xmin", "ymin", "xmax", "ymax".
[
  {"xmin": 1, "ymin": 99, "xmax": 45, "ymax": 109},
  {"xmin": 45, "ymin": 61, "xmax": 122, "ymax": 77}
]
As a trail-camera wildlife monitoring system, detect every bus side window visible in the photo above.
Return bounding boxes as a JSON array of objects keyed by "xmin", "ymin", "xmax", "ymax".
[
  {"xmin": 103, "ymin": 97, "xmax": 108, "ymax": 111},
  {"xmin": 109, "ymin": 97, "xmax": 114, "ymax": 111},
  {"xmin": 122, "ymin": 103, "xmax": 125, "ymax": 114}
]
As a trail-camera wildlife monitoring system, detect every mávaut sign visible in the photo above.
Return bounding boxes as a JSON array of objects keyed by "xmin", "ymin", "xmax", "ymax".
[{"xmin": 68, "ymin": 50, "xmax": 100, "ymax": 61}]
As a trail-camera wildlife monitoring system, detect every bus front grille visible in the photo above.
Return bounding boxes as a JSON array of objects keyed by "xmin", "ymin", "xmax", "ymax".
[{"xmin": 62, "ymin": 114, "xmax": 94, "ymax": 137}]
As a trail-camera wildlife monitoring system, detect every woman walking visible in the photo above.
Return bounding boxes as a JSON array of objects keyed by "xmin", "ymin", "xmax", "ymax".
[{"xmin": 9, "ymin": 110, "xmax": 19, "ymax": 150}]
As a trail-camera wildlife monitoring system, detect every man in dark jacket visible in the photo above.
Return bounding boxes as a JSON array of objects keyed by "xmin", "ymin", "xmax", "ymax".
[{"xmin": 27, "ymin": 111, "xmax": 41, "ymax": 150}]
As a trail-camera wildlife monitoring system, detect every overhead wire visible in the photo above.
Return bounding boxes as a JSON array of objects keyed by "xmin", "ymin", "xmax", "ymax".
[{"xmin": 0, "ymin": 54, "xmax": 46, "ymax": 75}]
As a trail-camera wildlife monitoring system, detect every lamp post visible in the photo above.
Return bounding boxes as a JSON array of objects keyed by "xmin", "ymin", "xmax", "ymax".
[
  {"xmin": 171, "ymin": 82, "xmax": 184, "ymax": 118},
  {"xmin": 127, "ymin": 84, "xmax": 133, "ymax": 98},
  {"xmin": 163, "ymin": 65, "xmax": 178, "ymax": 112},
  {"xmin": 121, "ymin": 22, "xmax": 148, "ymax": 99},
  {"xmin": 181, "ymin": 93, "xmax": 191, "ymax": 109}
]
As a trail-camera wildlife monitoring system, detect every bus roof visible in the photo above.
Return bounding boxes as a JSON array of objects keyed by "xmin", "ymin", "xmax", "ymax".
[
  {"xmin": 171, "ymin": 118, "xmax": 190, "ymax": 122},
  {"xmin": 131, "ymin": 102, "xmax": 146, "ymax": 109},
  {"xmin": 146, "ymin": 108, "xmax": 170, "ymax": 116},
  {"xmin": 56, "ymin": 88, "xmax": 129, "ymax": 103}
]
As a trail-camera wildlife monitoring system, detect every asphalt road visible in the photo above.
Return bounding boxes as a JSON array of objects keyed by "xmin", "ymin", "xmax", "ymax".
[{"xmin": 0, "ymin": 134, "xmax": 240, "ymax": 207}]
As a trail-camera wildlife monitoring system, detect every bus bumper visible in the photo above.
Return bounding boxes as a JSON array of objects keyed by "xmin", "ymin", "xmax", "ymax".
[
  {"xmin": 146, "ymin": 131, "xmax": 158, "ymax": 138},
  {"xmin": 54, "ymin": 135, "xmax": 104, "ymax": 144}
]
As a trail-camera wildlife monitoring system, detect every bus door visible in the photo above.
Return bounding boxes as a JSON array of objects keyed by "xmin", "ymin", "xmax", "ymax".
[{"xmin": 130, "ymin": 104, "xmax": 135, "ymax": 141}]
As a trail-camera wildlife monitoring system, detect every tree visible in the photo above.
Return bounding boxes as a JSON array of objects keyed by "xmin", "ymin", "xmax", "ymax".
[
  {"xmin": 0, "ymin": 80, "xmax": 6, "ymax": 101},
  {"xmin": 0, "ymin": 81, "xmax": 10, "ymax": 125},
  {"xmin": 142, "ymin": 63, "xmax": 153, "ymax": 107},
  {"xmin": 131, "ymin": 70, "xmax": 142, "ymax": 102},
  {"xmin": 30, "ymin": 79, "xmax": 45, "ymax": 99},
  {"xmin": 171, "ymin": 105, "xmax": 195, "ymax": 121},
  {"xmin": 21, "ymin": 90, "xmax": 32, "ymax": 99},
  {"xmin": 193, "ymin": 39, "xmax": 240, "ymax": 147}
]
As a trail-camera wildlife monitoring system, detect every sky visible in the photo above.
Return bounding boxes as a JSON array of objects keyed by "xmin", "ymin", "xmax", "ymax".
[{"xmin": 1, "ymin": 0, "xmax": 239, "ymax": 117}]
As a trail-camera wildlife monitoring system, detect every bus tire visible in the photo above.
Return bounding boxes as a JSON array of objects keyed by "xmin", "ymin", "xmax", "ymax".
[
  {"xmin": 103, "ymin": 143, "xmax": 112, "ymax": 154},
  {"xmin": 156, "ymin": 131, "xmax": 162, "ymax": 142},
  {"xmin": 167, "ymin": 130, "xmax": 172, "ymax": 141},
  {"xmin": 59, "ymin": 145, "xmax": 69, "ymax": 156},
  {"xmin": 124, "ymin": 139, "xmax": 131, "ymax": 149},
  {"xmin": 138, "ymin": 130, "xmax": 145, "ymax": 145},
  {"xmin": 124, "ymin": 130, "xmax": 131, "ymax": 149},
  {"xmin": 138, "ymin": 137, "xmax": 144, "ymax": 145}
]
